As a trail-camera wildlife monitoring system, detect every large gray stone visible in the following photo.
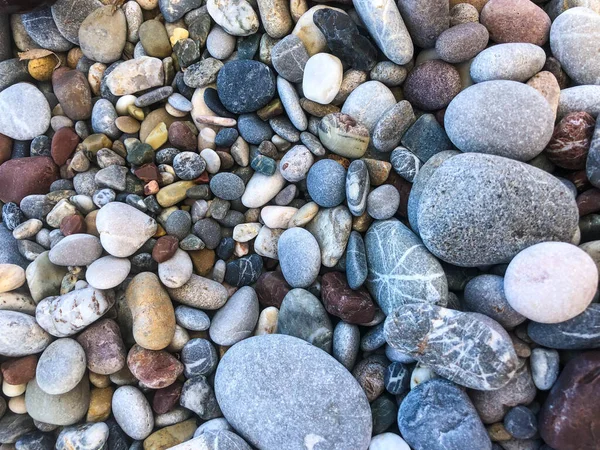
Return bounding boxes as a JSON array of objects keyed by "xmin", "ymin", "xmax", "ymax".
[
  {"xmin": 51, "ymin": 0, "xmax": 102, "ymax": 45},
  {"xmin": 396, "ymin": 0, "xmax": 449, "ymax": 48},
  {"xmin": 558, "ymin": 85, "xmax": 600, "ymax": 118},
  {"xmin": 341, "ymin": 81, "xmax": 396, "ymax": 132},
  {"xmin": 385, "ymin": 303, "xmax": 518, "ymax": 390},
  {"xmin": 416, "ymin": 153, "xmax": 579, "ymax": 267},
  {"xmin": 0, "ymin": 83, "xmax": 51, "ymax": 141},
  {"xmin": 398, "ymin": 379, "xmax": 492, "ymax": 450},
  {"xmin": 445, "ymin": 80, "xmax": 554, "ymax": 161},
  {"xmin": 36, "ymin": 338, "xmax": 87, "ymax": 395},
  {"xmin": 0, "ymin": 311, "xmax": 52, "ymax": 357},
  {"xmin": 365, "ymin": 219, "xmax": 447, "ymax": 315},
  {"xmin": 215, "ymin": 335, "xmax": 372, "ymax": 450},
  {"xmin": 25, "ymin": 377, "xmax": 90, "ymax": 426},
  {"xmin": 528, "ymin": 303, "xmax": 600, "ymax": 349},
  {"xmin": 209, "ymin": 286, "xmax": 259, "ymax": 346},
  {"xmin": 277, "ymin": 227, "xmax": 321, "ymax": 288},
  {"xmin": 21, "ymin": 6, "xmax": 73, "ymax": 52},
  {"xmin": 550, "ymin": 7, "xmax": 600, "ymax": 85}
]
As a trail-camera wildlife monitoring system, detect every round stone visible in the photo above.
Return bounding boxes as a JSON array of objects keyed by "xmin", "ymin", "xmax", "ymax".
[
  {"xmin": 182, "ymin": 338, "xmax": 218, "ymax": 378},
  {"xmin": 0, "ymin": 83, "xmax": 51, "ymax": 141},
  {"xmin": 470, "ymin": 43, "xmax": 547, "ymax": 83},
  {"xmin": 503, "ymin": 406, "xmax": 537, "ymax": 439},
  {"xmin": 445, "ymin": 81, "xmax": 555, "ymax": 161},
  {"xmin": 209, "ymin": 173, "xmax": 245, "ymax": 200},
  {"xmin": 436, "ymin": 22, "xmax": 489, "ymax": 64},
  {"xmin": 341, "ymin": 81, "xmax": 396, "ymax": 132},
  {"xmin": 217, "ymin": 60, "xmax": 276, "ymax": 114},
  {"xmin": 206, "ymin": 0, "xmax": 259, "ymax": 36},
  {"xmin": 36, "ymin": 338, "xmax": 86, "ymax": 395},
  {"xmin": 279, "ymin": 145, "xmax": 314, "ymax": 182},
  {"xmin": 306, "ymin": 159, "xmax": 346, "ymax": 207},
  {"xmin": 112, "ymin": 386, "xmax": 153, "ymax": 440},
  {"xmin": 481, "ymin": 0, "xmax": 551, "ymax": 46},
  {"xmin": 173, "ymin": 152, "xmax": 206, "ymax": 180},
  {"xmin": 504, "ymin": 242, "xmax": 598, "ymax": 324},
  {"xmin": 302, "ymin": 53, "xmax": 343, "ymax": 105},
  {"xmin": 404, "ymin": 60, "xmax": 461, "ymax": 111},
  {"xmin": 78, "ymin": 6, "xmax": 127, "ymax": 63},
  {"xmin": 76, "ymin": 319, "xmax": 126, "ymax": 375},
  {"xmin": 367, "ymin": 185, "xmax": 400, "ymax": 220}
]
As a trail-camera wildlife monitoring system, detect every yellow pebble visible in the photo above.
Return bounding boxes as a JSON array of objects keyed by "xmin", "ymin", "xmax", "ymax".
[
  {"xmin": 28, "ymin": 55, "xmax": 57, "ymax": 81},
  {"xmin": 154, "ymin": 224, "xmax": 166, "ymax": 238},
  {"xmin": 86, "ymin": 387, "xmax": 113, "ymax": 422},
  {"xmin": 128, "ymin": 104, "xmax": 145, "ymax": 121},
  {"xmin": 170, "ymin": 28, "xmax": 189, "ymax": 46},
  {"xmin": 145, "ymin": 122, "xmax": 168, "ymax": 150}
]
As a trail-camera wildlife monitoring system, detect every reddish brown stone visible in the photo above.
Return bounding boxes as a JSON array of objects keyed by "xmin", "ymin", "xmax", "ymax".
[
  {"xmin": 60, "ymin": 214, "xmax": 86, "ymax": 236},
  {"xmin": 545, "ymin": 111, "xmax": 595, "ymax": 170},
  {"xmin": 0, "ymin": 355, "xmax": 38, "ymax": 385},
  {"xmin": 192, "ymin": 171, "xmax": 210, "ymax": 184},
  {"xmin": 404, "ymin": 60, "xmax": 461, "ymax": 111},
  {"xmin": 577, "ymin": 189, "xmax": 600, "ymax": 217},
  {"xmin": 145, "ymin": 180, "xmax": 160, "ymax": 195},
  {"xmin": 539, "ymin": 351, "xmax": 600, "ymax": 450},
  {"xmin": 255, "ymin": 271, "xmax": 291, "ymax": 308},
  {"xmin": 216, "ymin": 151, "xmax": 234, "ymax": 170},
  {"xmin": 51, "ymin": 127, "xmax": 80, "ymax": 166},
  {"xmin": 127, "ymin": 344, "xmax": 183, "ymax": 389},
  {"xmin": 168, "ymin": 121, "xmax": 197, "ymax": 151},
  {"xmin": 543, "ymin": 57, "xmax": 569, "ymax": 90},
  {"xmin": 153, "ymin": 381, "xmax": 183, "ymax": 414},
  {"xmin": 135, "ymin": 163, "xmax": 160, "ymax": 182},
  {"xmin": 52, "ymin": 67, "xmax": 93, "ymax": 121},
  {"xmin": 386, "ymin": 171, "xmax": 411, "ymax": 218},
  {"xmin": 76, "ymin": 319, "xmax": 126, "ymax": 375},
  {"xmin": 564, "ymin": 169, "xmax": 591, "ymax": 193},
  {"xmin": 152, "ymin": 235, "xmax": 179, "ymax": 263},
  {"xmin": 321, "ymin": 272, "xmax": 376, "ymax": 324},
  {"xmin": 480, "ymin": 0, "xmax": 551, "ymax": 46},
  {"xmin": 0, "ymin": 156, "xmax": 58, "ymax": 204},
  {"xmin": 0, "ymin": 133, "xmax": 12, "ymax": 166}
]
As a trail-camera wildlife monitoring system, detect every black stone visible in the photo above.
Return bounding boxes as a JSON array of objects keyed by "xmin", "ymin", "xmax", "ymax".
[
  {"xmin": 2, "ymin": 202, "xmax": 24, "ymax": 231},
  {"xmin": 21, "ymin": 6, "xmax": 73, "ymax": 52},
  {"xmin": 173, "ymin": 38, "xmax": 202, "ymax": 68},
  {"xmin": 203, "ymin": 88, "xmax": 236, "ymax": 119},
  {"xmin": 0, "ymin": 413, "xmax": 36, "ymax": 445},
  {"xmin": 15, "ymin": 431, "xmax": 55, "ymax": 450},
  {"xmin": 313, "ymin": 9, "xmax": 378, "ymax": 71},
  {"xmin": 106, "ymin": 419, "xmax": 130, "ymax": 450},
  {"xmin": 11, "ymin": 140, "xmax": 31, "ymax": 159},
  {"xmin": 225, "ymin": 254, "xmax": 263, "ymax": 287},
  {"xmin": 503, "ymin": 406, "xmax": 537, "ymax": 440},
  {"xmin": 238, "ymin": 113, "xmax": 274, "ymax": 145},
  {"xmin": 131, "ymin": 253, "xmax": 158, "ymax": 274},
  {"xmin": 181, "ymin": 338, "xmax": 218, "ymax": 378},
  {"xmin": 156, "ymin": 147, "xmax": 180, "ymax": 165},
  {"xmin": 216, "ymin": 237, "xmax": 235, "ymax": 260},
  {"xmin": 174, "ymin": 72, "xmax": 195, "ymax": 99},
  {"xmin": 215, "ymin": 128, "xmax": 239, "ymax": 147},
  {"xmin": 237, "ymin": 33, "xmax": 261, "ymax": 60},
  {"xmin": 193, "ymin": 218, "xmax": 221, "ymax": 250},
  {"xmin": 528, "ymin": 304, "xmax": 600, "ymax": 349},
  {"xmin": 144, "ymin": 195, "xmax": 162, "ymax": 215},
  {"xmin": 217, "ymin": 60, "xmax": 276, "ymax": 114},
  {"xmin": 384, "ymin": 362, "xmax": 410, "ymax": 396},
  {"xmin": 371, "ymin": 395, "xmax": 397, "ymax": 435}
]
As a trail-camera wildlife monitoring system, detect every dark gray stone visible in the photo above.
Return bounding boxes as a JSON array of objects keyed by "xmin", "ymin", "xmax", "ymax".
[
  {"xmin": 165, "ymin": 210, "xmax": 192, "ymax": 240},
  {"xmin": 214, "ymin": 128, "xmax": 238, "ymax": 148},
  {"xmin": 346, "ymin": 231, "xmax": 368, "ymax": 290},
  {"xmin": 398, "ymin": 379, "xmax": 492, "ymax": 450},
  {"xmin": 271, "ymin": 34, "xmax": 309, "ymax": 83},
  {"xmin": 224, "ymin": 254, "xmax": 263, "ymax": 287},
  {"xmin": 365, "ymin": 219, "xmax": 447, "ymax": 315},
  {"xmin": 371, "ymin": 395, "xmax": 397, "ymax": 435},
  {"xmin": 278, "ymin": 288, "xmax": 333, "ymax": 353},
  {"xmin": 135, "ymin": 86, "xmax": 173, "ymax": 107},
  {"xmin": 3, "ymin": 202, "xmax": 24, "ymax": 230},
  {"xmin": 416, "ymin": 153, "xmax": 579, "ymax": 267},
  {"xmin": 384, "ymin": 362, "xmax": 410, "ymax": 396},
  {"xmin": 346, "ymin": 159, "xmax": 369, "ymax": 217},
  {"xmin": 210, "ymin": 173, "xmax": 245, "ymax": 200},
  {"xmin": 51, "ymin": 0, "xmax": 102, "ymax": 45},
  {"xmin": 530, "ymin": 348, "xmax": 559, "ymax": 391},
  {"xmin": 390, "ymin": 146, "xmax": 422, "ymax": 182},
  {"xmin": 401, "ymin": 113, "xmax": 452, "ymax": 163},
  {"xmin": 217, "ymin": 60, "xmax": 276, "ymax": 114},
  {"xmin": 182, "ymin": 338, "xmax": 218, "ymax": 378},
  {"xmin": 22, "ymin": 7, "xmax": 73, "ymax": 52},
  {"xmin": 528, "ymin": 304, "xmax": 600, "ymax": 349},
  {"xmin": 0, "ymin": 15, "xmax": 10, "ymax": 63},
  {"xmin": 184, "ymin": 58, "xmax": 223, "ymax": 88},
  {"xmin": 503, "ymin": 406, "xmax": 537, "ymax": 440},
  {"xmin": 237, "ymin": 114, "xmax": 273, "ymax": 145},
  {"xmin": 464, "ymin": 275, "xmax": 526, "ymax": 329},
  {"xmin": 15, "ymin": 431, "xmax": 55, "ymax": 450},
  {"xmin": 193, "ymin": 218, "xmax": 221, "ymax": 249},
  {"xmin": 0, "ymin": 413, "xmax": 36, "ymax": 444},
  {"xmin": 307, "ymin": 159, "xmax": 346, "ymax": 208},
  {"xmin": 0, "ymin": 223, "xmax": 29, "ymax": 268},
  {"xmin": 160, "ymin": 0, "xmax": 203, "ymax": 22},
  {"xmin": 173, "ymin": 151, "xmax": 206, "ymax": 180},
  {"xmin": 0, "ymin": 59, "xmax": 32, "ymax": 92},
  {"xmin": 214, "ymin": 335, "xmax": 372, "ymax": 450},
  {"xmin": 384, "ymin": 304, "xmax": 518, "ymax": 390}
]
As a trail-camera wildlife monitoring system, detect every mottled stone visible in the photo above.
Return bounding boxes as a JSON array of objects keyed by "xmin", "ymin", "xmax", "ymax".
[
  {"xmin": 0, "ymin": 84, "xmax": 51, "ymax": 141},
  {"xmin": 481, "ymin": 0, "xmax": 551, "ymax": 46},
  {"xmin": 22, "ymin": 7, "xmax": 73, "ymax": 52},
  {"xmin": 179, "ymin": 376, "xmax": 221, "ymax": 420},
  {"xmin": 0, "ymin": 311, "xmax": 51, "ymax": 357},
  {"xmin": 365, "ymin": 219, "xmax": 447, "ymax": 315},
  {"xmin": 464, "ymin": 275, "xmax": 525, "ymax": 328},
  {"xmin": 206, "ymin": 0, "xmax": 259, "ymax": 36},
  {"xmin": 305, "ymin": 205, "xmax": 352, "ymax": 268},
  {"xmin": 53, "ymin": 68, "xmax": 93, "ymax": 121},
  {"xmin": 445, "ymin": 81, "xmax": 554, "ymax": 161},
  {"xmin": 167, "ymin": 274, "xmax": 229, "ymax": 310},
  {"xmin": 56, "ymin": 422, "xmax": 108, "ymax": 450},
  {"xmin": 404, "ymin": 60, "xmax": 461, "ymax": 111},
  {"xmin": 105, "ymin": 57, "xmax": 164, "ymax": 96},
  {"xmin": 345, "ymin": 160, "xmax": 369, "ymax": 217},
  {"xmin": 470, "ymin": 43, "xmax": 547, "ymax": 83},
  {"xmin": 399, "ymin": 379, "xmax": 492, "ymax": 450},
  {"xmin": 528, "ymin": 303, "xmax": 600, "ymax": 349},
  {"xmin": 112, "ymin": 386, "xmax": 153, "ymax": 440},
  {"xmin": 77, "ymin": 319, "xmax": 126, "ymax": 375},
  {"xmin": 367, "ymin": 185, "xmax": 400, "ymax": 220},
  {"xmin": 400, "ymin": 113, "xmax": 452, "ymax": 163},
  {"xmin": 318, "ymin": 113, "xmax": 369, "ymax": 159},
  {"xmin": 546, "ymin": 111, "xmax": 595, "ymax": 170},
  {"xmin": 0, "ymin": 413, "xmax": 35, "ymax": 444},
  {"xmin": 332, "ymin": 321, "xmax": 360, "ymax": 370},
  {"xmin": 530, "ymin": 348, "xmax": 559, "ymax": 391},
  {"xmin": 436, "ymin": 22, "xmax": 489, "ymax": 64},
  {"xmin": 127, "ymin": 344, "xmax": 183, "ymax": 389},
  {"xmin": 416, "ymin": 153, "xmax": 579, "ymax": 266},
  {"xmin": 217, "ymin": 60, "xmax": 276, "ymax": 114}
]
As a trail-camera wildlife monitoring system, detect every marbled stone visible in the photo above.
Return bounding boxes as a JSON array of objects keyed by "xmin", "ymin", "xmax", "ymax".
[
  {"xmin": 345, "ymin": 160, "xmax": 370, "ymax": 217},
  {"xmin": 127, "ymin": 344, "xmax": 183, "ymax": 388},
  {"xmin": 546, "ymin": 111, "xmax": 595, "ymax": 170},
  {"xmin": 105, "ymin": 57, "xmax": 164, "ymax": 96},
  {"xmin": 305, "ymin": 205, "xmax": 352, "ymax": 268},
  {"xmin": 416, "ymin": 153, "xmax": 579, "ymax": 266},
  {"xmin": 530, "ymin": 348, "xmax": 559, "ymax": 391},
  {"xmin": 365, "ymin": 219, "xmax": 447, "ymax": 315},
  {"xmin": 22, "ymin": 7, "xmax": 72, "ymax": 52},
  {"xmin": 345, "ymin": 231, "xmax": 368, "ymax": 290},
  {"xmin": 168, "ymin": 274, "xmax": 229, "ymax": 310},
  {"xmin": 318, "ymin": 113, "xmax": 369, "ymax": 159},
  {"xmin": 215, "ymin": 335, "xmax": 372, "ymax": 450},
  {"xmin": 399, "ymin": 379, "xmax": 492, "ymax": 450},
  {"xmin": 224, "ymin": 254, "xmax": 263, "ymax": 287},
  {"xmin": 445, "ymin": 81, "xmax": 554, "ymax": 161},
  {"xmin": 385, "ymin": 304, "xmax": 518, "ymax": 390},
  {"xmin": 179, "ymin": 376, "xmax": 221, "ymax": 420},
  {"xmin": 528, "ymin": 303, "xmax": 600, "ymax": 349},
  {"xmin": 209, "ymin": 286, "xmax": 259, "ymax": 346},
  {"xmin": 206, "ymin": 0, "xmax": 259, "ymax": 36},
  {"xmin": 182, "ymin": 338, "xmax": 218, "ymax": 378},
  {"xmin": 55, "ymin": 423, "xmax": 109, "ymax": 450}
]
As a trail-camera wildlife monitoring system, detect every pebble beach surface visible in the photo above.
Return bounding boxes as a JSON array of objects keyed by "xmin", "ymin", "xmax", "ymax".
[{"xmin": 0, "ymin": 0, "xmax": 598, "ymax": 449}]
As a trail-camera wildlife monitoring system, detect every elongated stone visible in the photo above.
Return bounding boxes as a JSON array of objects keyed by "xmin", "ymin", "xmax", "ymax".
[
  {"xmin": 167, "ymin": 274, "xmax": 229, "ymax": 310},
  {"xmin": 305, "ymin": 205, "xmax": 352, "ymax": 268},
  {"xmin": 384, "ymin": 303, "xmax": 518, "ymax": 390},
  {"xmin": 105, "ymin": 57, "xmax": 164, "ymax": 96},
  {"xmin": 528, "ymin": 303, "xmax": 600, "ymax": 349},
  {"xmin": 346, "ymin": 160, "xmax": 370, "ymax": 217},
  {"xmin": 0, "ymin": 311, "xmax": 52, "ymax": 357}
]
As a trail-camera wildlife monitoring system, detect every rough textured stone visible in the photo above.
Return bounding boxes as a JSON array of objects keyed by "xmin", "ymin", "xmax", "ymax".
[
  {"xmin": 305, "ymin": 205, "xmax": 352, "ymax": 268},
  {"xmin": 546, "ymin": 111, "xmax": 595, "ymax": 170},
  {"xmin": 0, "ymin": 311, "xmax": 51, "ymax": 357},
  {"xmin": 206, "ymin": 0, "xmax": 259, "ymax": 36},
  {"xmin": 127, "ymin": 344, "xmax": 183, "ymax": 388},
  {"xmin": 215, "ymin": 335, "xmax": 372, "ymax": 450},
  {"xmin": 436, "ymin": 22, "xmax": 490, "ymax": 64},
  {"xmin": 77, "ymin": 319, "xmax": 126, "ymax": 375},
  {"xmin": 217, "ymin": 60, "xmax": 276, "ymax": 114},
  {"xmin": 365, "ymin": 219, "xmax": 447, "ymax": 315},
  {"xmin": 480, "ymin": 0, "xmax": 551, "ymax": 46},
  {"xmin": 25, "ymin": 377, "xmax": 89, "ymax": 426},
  {"xmin": 22, "ymin": 7, "xmax": 73, "ymax": 52},
  {"xmin": 445, "ymin": 81, "xmax": 554, "ymax": 161},
  {"xmin": 321, "ymin": 272, "xmax": 375, "ymax": 324},
  {"xmin": 385, "ymin": 304, "xmax": 518, "ymax": 390},
  {"xmin": 416, "ymin": 153, "xmax": 579, "ymax": 266},
  {"xmin": 372, "ymin": 101, "xmax": 415, "ymax": 153}
]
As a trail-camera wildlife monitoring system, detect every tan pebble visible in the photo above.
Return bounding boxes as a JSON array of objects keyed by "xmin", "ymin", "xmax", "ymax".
[
  {"xmin": 128, "ymin": 104, "xmax": 145, "ymax": 121},
  {"xmin": 189, "ymin": 248, "xmax": 215, "ymax": 276},
  {"xmin": 333, "ymin": 69, "xmax": 368, "ymax": 105},
  {"xmin": 198, "ymin": 127, "xmax": 217, "ymax": 150},
  {"xmin": 289, "ymin": 201, "xmax": 319, "ymax": 227},
  {"xmin": 450, "ymin": 3, "xmax": 480, "ymax": 26},
  {"xmin": 165, "ymin": 103, "xmax": 188, "ymax": 118},
  {"xmin": 70, "ymin": 151, "xmax": 91, "ymax": 173},
  {"xmin": 156, "ymin": 181, "xmax": 196, "ymax": 207},
  {"xmin": 290, "ymin": 0, "xmax": 308, "ymax": 22},
  {"xmin": 136, "ymin": 0, "xmax": 158, "ymax": 9},
  {"xmin": 88, "ymin": 63, "xmax": 107, "ymax": 96},
  {"xmin": 527, "ymin": 70, "xmax": 560, "ymax": 118},
  {"xmin": 115, "ymin": 116, "xmax": 141, "ymax": 134},
  {"xmin": 487, "ymin": 422, "xmax": 512, "ymax": 441},
  {"xmin": 0, "ymin": 264, "xmax": 26, "ymax": 293},
  {"xmin": 28, "ymin": 55, "xmax": 58, "ymax": 81},
  {"xmin": 85, "ymin": 210, "xmax": 100, "ymax": 237},
  {"xmin": 170, "ymin": 28, "xmax": 189, "ymax": 46},
  {"xmin": 233, "ymin": 223, "xmax": 262, "ymax": 242},
  {"xmin": 234, "ymin": 242, "xmax": 249, "ymax": 257},
  {"xmin": 8, "ymin": 395, "xmax": 26, "ymax": 414},
  {"xmin": 86, "ymin": 386, "xmax": 113, "ymax": 422},
  {"xmin": 194, "ymin": 116, "xmax": 237, "ymax": 127},
  {"xmin": 143, "ymin": 419, "xmax": 197, "ymax": 450},
  {"xmin": 166, "ymin": 325, "xmax": 190, "ymax": 352},
  {"xmin": 449, "ymin": 0, "xmax": 489, "ymax": 12},
  {"xmin": 352, "ymin": 211, "xmax": 372, "ymax": 233},
  {"xmin": 2, "ymin": 380, "xmax": 26, "ymax": 397},
  {"xmin": 89, "ymin": 372, "xmax": 111, "ymax": 388},
  {"xmin": 12, "ymin": 219, "xmax": 42, "ymax": 240},
  {"xmin": 255, "ymin": 306, "xmax": 279, "ymax": 335}
]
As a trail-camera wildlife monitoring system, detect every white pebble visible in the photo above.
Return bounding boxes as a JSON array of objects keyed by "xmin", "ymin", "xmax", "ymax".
[{"xmin": 302, "ymin": 53, "xmax": 343, "ymax": 105}]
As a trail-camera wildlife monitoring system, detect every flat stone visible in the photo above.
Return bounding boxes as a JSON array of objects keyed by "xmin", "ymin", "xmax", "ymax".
[
  {"xmin": 445, "ymin": 81, "xmax": 554, "ymax": 161},
  {"xmin": 167, "ymin": 273, "xmax": 229, "ymax": 310},
  {"xmin": 0, "ymin": 83, "xmax": 50, "ymax": 141},
  {"xmin": 558, "ymin": 85, "xmax": 600, "ymax": 119},
  {"xmin": 105, "ymin": 57, "xmax": 164, "ymax": 96},
  {"xmin": 217, "ymin": 60, "xmax": 276, "ymax": 114},
  {"xmin": 0, "ymin": 311, "xmax": 51, "ymax": 357},
  {"xmin": 215, "ymin": 335, "xmax": 372, "ymax": 450},
  {"xmin": 372, "ymin": 101, "xmax": 415, "ymax": 153},
  {"xmin": 51, "ymin": 0, "xmax": 102, "ymax": 44},
  {"xmin": 77, "ymin": 318, "xmax": 126, "ymax": 375},
  {"xmin": 353, "ymin": 0, "xmax": 413, "ymax": 65},
  {"xmin": 25, "ymin": 377, "xmax": 89, "ymax": 426},
  {"xmin": 399, "ymin": 379, "xmax": 491, "ymax": 450},
  {"xmin": 321, "ymin": 271, "xmax": 375, "ymax": 324},
  {"xmin": 271, "ymin": 35, "xmax": 309, "ymax": 83},
  {"xmin": 470, "ymin": 43, "xmax": 547, "ymax": 83},
  {"xmin": 385, "ymin": 304, "xmax": 518, "ymax": 390},
  {"xmin": 206, "ymin": 0, "xmax": 259, "ymax": 36},
  {"xmin": 22, "ymin": 6, "xmax": 73, "ymax": 52},
  {"xmin": 480, "ymin": 0, "xmax": 551, "ymax": 46},
  {"xmin": 436, "ymin": 22, "xmax": 489, "ymax": 64},
  {"xmin": 365, "ymin": 219, "xmax": 447, "ymax": 315},
  {"xmin": 48, "ymin": 234, "xmax": 102, "ymax": 266},
  {"xmin": 0, "ymin": 413, "xmax": 35, "ymax": 444},
  {"xmin": 36, "ymin": 338, "xmax": 86, "ymax": 395},
  {"xmin": 416, "ymin": 153, "xmax": 578, "ymax": 266}
]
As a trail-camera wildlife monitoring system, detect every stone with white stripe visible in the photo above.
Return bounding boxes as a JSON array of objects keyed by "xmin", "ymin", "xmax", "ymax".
[{"xmin": 182, "ymin": 338, "xmax": 218, "ymax": 378}]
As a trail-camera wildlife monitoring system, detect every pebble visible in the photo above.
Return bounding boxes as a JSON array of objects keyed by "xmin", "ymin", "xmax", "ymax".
[
  {"xmin": 445, "ymin": 81, "xmax": 554, "ymax": 161},
  {"xmin": 416, "ymin": 153, "xmax": 578, "ymax": 266},
  {"xmin": 0, "ymin": 264, "xmax": 25, "ymax": 293},
  {"xmin": 404, "ymin": 60, "xmax": 461, "ymax": 111},
  {"xmin": 345, "ymin": 231, "xmax": 368, "ymax": 290},
  {"xmin": 25, "ymin": 377, "xmax": 89, "ymax": 426},
  {"xmin": 305, "ymin": 205, "xmax": 352, "ymax": 268},
  {"xmin": 372, "ymin": 101, "xmax": 415, "ymax": 153},
  {"xmin": 224, "ymin": 254, "xmax": 263, "ymax": 286},
  {"xmin": 367, "ymin": 185, "xmax": 400, "ymax": 220},
  {"xmin": 306, "ymin": 159, "xmax": 346, "ymax": 207},
  {"xmin": 159, "ymin": 248, "xmax": 193, "ymax": 289},
  {"xmin": 470, "ymin": 43, "xmax": 547, "ymax": 83},
  {"xmin": 48, "ymin": 234, "xmax": 102, "ymax": 266},
  {"xmin": 168, "ymin": 274, "xmax": 229, "ymax": 310},
  {"xmin": 76, "ymin": 319, "xmax": 126, "ymax": 375},
  {"xmin": 78, "ymin": 6, "xmax": 126, "ymax": 63},
  {"xmin": 277, "ymin": 77, "xmax": 307, "ymax": 131},
  {"xmin": 179, "ymin": 376, "xmax": 221, "ymax": 420},
  {"xmin": 481, "ymin": 0, "xmax": 551, "ymax": 46},
  {"xmin": 56, "ymin": 422, "xmax": 109, "ymax": 450},
  {"xmin": 271, "ymin": 35, "xmax": 309, "ymax": 83},
  {"xmin": 369, "ymin": 433, "xmax": 411, "ymax": 450},
  {"xmin": 206, "ymin": 26, "xmax": 236, "ymax": 60},
  {"xmin": 215, "ymin": 335, "xmax": 371, "ymax": 449},
  {"xmin": 181, "ymin": 338, "xmax": 218, "ymax": 378},
  {"xmin": 217, "ymin": 60, "xmax": 276, "ymax": 114},
  {"xmin": 0, "ymin": 311, "xmax": 51, "ymax": 357},
  {"xmin": 105, "ymin": 57, "xmax": 164, "ymax": 96},
  {"xmin": 436, "ymin": 22, "xmax": 489, "ymax": 63},
  {"xmin": 241, "ymin": 167, "xmax": 286, "ymax": 208},
  {"xmin": 160, "ymin": 0, "xmax": 202, "ymax": 22},
  {"xmin": 112, "ymin": 386, "xmax": 153, "ymax": 440},
  {"xmin": 237, "ymin": 113, "xmax": 274, "ymax": 145},
  {"xmin": 321, "ymin": 272, "xmax": 375, "ymax": 324},
  {"xmin": 36, "ymin": 338, "xmax": 86, "ymax": 395},
  {"xmin": 0, "ymin": 84, "xmax": 50, "ymax": 141},
  {"xmin": 341, "ymin": 81, "xmax": 396, "ymax": 132},
  {"xmin": 399, "ymin": 379, "xmax": 491, "ymax": 450},
  {"xmin": 302, "ymin": 53, "xmax": 343, "ymax": 105},
  {"xmin": 279, "ymin": 145, "xmax": 313, "ymax": 182},
  {"xmin": 318, "ymin": 113, "xmax": 369, "ymax": 159},
  {"xmin": 504, "ymin": 242, "xmax": 597, "ymax": 324},
  {"xmin": 206, "ymin": 0, "xmax": 259, "ymax": 36},
  {"xmin": 22, "ymin": 7, "xmax": 73, "ymax": 52},
  {"xmin": 127, "ymin": 344, "xmax": 183, "ymax": 388}
]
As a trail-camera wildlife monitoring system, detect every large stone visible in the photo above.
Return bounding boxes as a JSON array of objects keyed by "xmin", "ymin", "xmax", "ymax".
[
  {"xmin": 528, "ymin": 303, "xmax": 600, "ymax": 349},
  {"xmin": 480, "ymin": 0, "xmax": 551, "ymax": 46},
  {"xmin": 352, "ymin": 0, "xmax": 413, "ymax": 65},
  {"xmin": 26, "ymin": 251, "xmax": 67, "ymax": 302},
  {"xmin": 21, "ymin": 6, "xmax": 73, "ymax": 52},
  {"xmin": 215, "ymin": 335, "xmax": 372, "ymax": 450},
  {"xmin": 0, "ymin": 311, "xmax": 52, "ymax": 357},
  {"xmin": 105, "ymin": 57, "xmax": 164, "ymax": 96},
  {"xmin": 25, "ymin": 377, "xmax": 90, "ymax": 426},
  {"xmin": 78, "ymin": 6, "xmax": 127, "ymax": 63},
  {"xmin": 416, "ymin": 153, "xmax": 579, "ymax": 266},
  {"xmin": 539, "ymin": 352, "xmax": 600, "ymax": 450},
  {"xmin": 398, "ymin": 379, "xmax": 491, "ymax": 450},
  {"xmin": 445, "ymin": 80, "xmax": 554, "ymax": 161},
  {"xmin": 0, "ymin": 83, "xmax": 50, "ymax": 141},
  {"xmin": 217, "ymin": 60, "xmax": 276, "ymax": 114},
  {"xmin": 550, "ymin": 7, "xmax": 600, "ymax": 85},
  {"xmin": 385, "ymin": 304, "xmax": 518, "ymax": 390},
  {"xmin": 51, "ymin": 0, "xmax": 102, "ymax": 44},
  {"xmin": 36, "ymin": 338, "xmax": 86, "ymax": 395},
  {"xmin": 365, "ymin": 219, "xmax": 447, "ymax": 315}
]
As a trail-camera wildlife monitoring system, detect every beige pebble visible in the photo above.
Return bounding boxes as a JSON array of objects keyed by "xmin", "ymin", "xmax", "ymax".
[
  {"xmin": 2, "ymin": 380, "xmax": 26, "ymax": 397},
  {"xmin": 0, "ymin": 264, "xmax": 26, "ymax": 293},
  {"xmin": 198, "ymin": 127, "xmax": 217, "ymax": 150},
  {"xmin": 89, "ymin": 372, "xmax": 111, "ymax": 389},
  {"xmin": 261, "ymin": 206, "xmax": 298, "ymax": 229},
  {"xmin": 255, "ymin": 306, "xmax": 279, "ymax": 335},
  {"xmin": 194, "ymin": 116, "xmax": 237, "ymax": 127},
  {"xmin": 288, "ymin": 201, "xmax": 319, "ymax": 227},
  {"xmin": 136, "ymin": 0, "xmax": 158, "ymax": 9},
  {"xmin": 166, "ymin": 325, "xmax": 190, "ymax": 352},
  {"xmin": 88, "ymin": 63, "xmax": 107, "ymax": 96},
  {"xmin": 254, "ymin": 226, "xmax": 283, "ymax": 259},
  {"xmin": 8, "ymin": 395, "xmax": 26, "ymax": 414},
  {"xmin": 115, "ymin": 116, "xmax": 141, "ymax": 134},
  {"xmin": 12, "ymin": 219, "xmax": 42, "ymax": 240},
  {"xmin": 165, "ymin": 103, "xmax": 188, "ymax": 117},
  {"xmin": 527, "ymin": 70, "xmax": 560, "ymax": 118},
  {"xmin": 233, "ymin": 223, "xmax": 262, "ymax": 242}
]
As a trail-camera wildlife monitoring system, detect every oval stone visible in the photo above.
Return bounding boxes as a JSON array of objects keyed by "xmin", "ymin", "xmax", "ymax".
[
  {"xmin": 36, "ymin": 338, "xmax": 86, "ymax": 395},
  {"xmin": 470, "ymin": 43, "xmax": 547, "ymax": 83},
  {"xmin": 217, "ymin": 60, "xmax": 276, "ymax": 114},
  {"xmin": 416, "ymin": 153, "xmax": 579, "ymax": 266},
  {"xmin": 384, "ymin": 304, "xmax": 518, "ymax": 390},
  {"xmin": 445, "ymin": 80, "xmax": 554, "ymax": 161},
  {"xmin": 0, "ymin": 83, "xmax": 50, "ymax": 141},
  {"xmin": 480, "ymin": 0, "xmax": 551, "ymax": 46},
  {"xmin": 25, "ymin": 377, "xmax": 89, "ymax": 426},
  {"xmin": 528, "ymin": 304, "xmax": 600, "ymax": 350},
  {"xmin": 214, "ymin": 335, "xmax": 372, "ymax": 450},
  {"xmin": 365, "ymin": 219, "xmax": 447, "ymax": 316},
  {"xmin": 0, "ymin": 311, "xmax": 52, "ymax": 357}
]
